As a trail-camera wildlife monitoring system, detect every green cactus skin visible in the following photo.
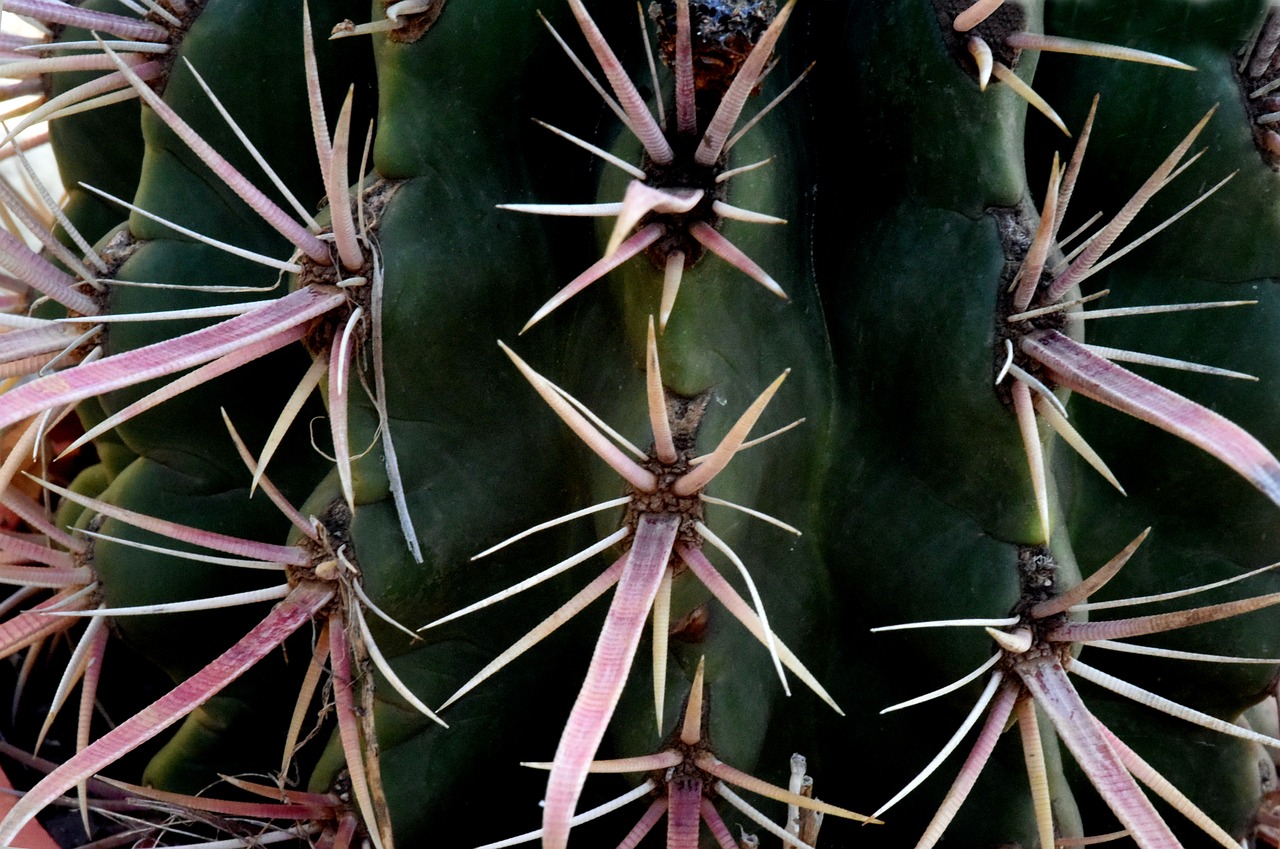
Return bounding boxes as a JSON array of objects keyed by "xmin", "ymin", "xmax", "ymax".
[{"xmin": 6, "ymin": 1, "xmax": 1280, "ymax": 849}]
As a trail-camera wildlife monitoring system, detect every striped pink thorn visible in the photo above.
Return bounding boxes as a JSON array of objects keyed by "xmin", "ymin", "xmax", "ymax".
[
  {"xmin": 1049, "ymin": 590, "xmax": 1280, "ymax": 643},
  {"xmin": 99, "ymin": 42, "xmax": 331, "ymax": 263},
  {"xmin": 1022, "ymin": 329, "xmax": 1280, "ymax": 508},
  {"xmin": 700, "ymin": 799, "xmax": 739, "ymax": 849},
  {"xmin": 1, "ymin": 61, "xmax": 165, "ymax": 147},
  {"xmin": 565, "ymin": 0, "xmax": 673, "ymax": 165},
  {"xmin": 1018, "ymin": 659, "xmax": 1181, "ymax": 849},
  {"xmin": 673, "ymin": 0, "xmax": 696, "ymax": 134},
  {"xmin": 542, "ymin": 513, "xmax": 681, "ymax": 849},
  {"xmin": 0, "ymin": 582, "xmax": 334, "ymax": 847},
  {"xmin": 0, "ymin": 286, "xmax": 344, "ymax": 434},
  {"xmin": 619, "ymin": 799, "xmax": 667, "ymax": 849},
  {"xmin": 0, "ymin": 588, "xmax": 88, "ymax": 661},
  {"xmin": 667, "ymin": 777, "xmax": 703, "ymax": 849},
  {"xmin": 0, "ymin": 531, "xmax": 75, "ymax": 569},
  {"xmin": 694, "ymin": 0, "xmax": 796, "ymax": 167},
  {"xmin": 913, "ymin": 683, "xmax": 1019, "ymax": 849},
  {"xmin": 36, "ymin": 479, "xmax": 309, "ymax": 567},
  {"xmin": 0, "ymin": 228, "xmax": 98, "ymax": 315},
  {"xmin": 1046, "ymin": 108, "xmax": 1215, "ymax": 302},
  {"xmin": 688, "ymin": 221, "xmax": 786, "ymax": 299},
  {"xmin": 62, "ymin": 323, "xmax": 309, "ymax": 458},
  {"xmin": 2, "ymin": 0, "xmax": 169, "ymax": 41},
  {"xmin": 523, "ymin": 223, "xmax": 663, "ymax": 333}
]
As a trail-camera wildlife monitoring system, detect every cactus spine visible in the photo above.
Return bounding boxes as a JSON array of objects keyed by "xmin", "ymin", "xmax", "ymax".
[{"xmin": 0, "ymin": 1, "xmax": 1278, "ymax": 848}]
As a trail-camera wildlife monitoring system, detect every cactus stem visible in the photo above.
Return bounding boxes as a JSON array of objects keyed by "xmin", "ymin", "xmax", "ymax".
[
  {"xmin": 565, "ymin": 0, "xmax": 674, "ymax": 165},
  {"xmin": 954, "ymin": 0, "xmax": 1005, "ymax": 33},
  {"xmin": 5, "ymin": 143, "xmax": 107, "ymax": 280},
  {"xmin": 990, "ymin": 61, "xmax": 1070, "ymax": 136},
  {"xmin": 1085, "ymin": 639, "xmax": 1280, "ymax": 665},
  {"xmin": 694, "ymin": 519, "xmax": 788, "ymax": 694},
  {"xmin": 1006, "ymin": 33, "xmax": 1195, "ymax": 71}
]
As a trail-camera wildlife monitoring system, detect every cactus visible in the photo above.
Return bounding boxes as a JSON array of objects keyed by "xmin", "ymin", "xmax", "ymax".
[{"xmin": 0, "ymin": 1, "xmax": 1279, "ymax": 848}]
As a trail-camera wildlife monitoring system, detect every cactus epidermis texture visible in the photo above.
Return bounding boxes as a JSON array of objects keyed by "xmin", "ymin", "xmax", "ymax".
[{"xmin": 0, "ymin": 1, "xmax": 1279, "ymax": 849}]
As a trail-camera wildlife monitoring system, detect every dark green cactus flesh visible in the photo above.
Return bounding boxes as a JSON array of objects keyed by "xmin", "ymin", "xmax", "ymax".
[{"xmin": 2, "ymin": 1, "xmax": 1280, "ymax": 848}]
